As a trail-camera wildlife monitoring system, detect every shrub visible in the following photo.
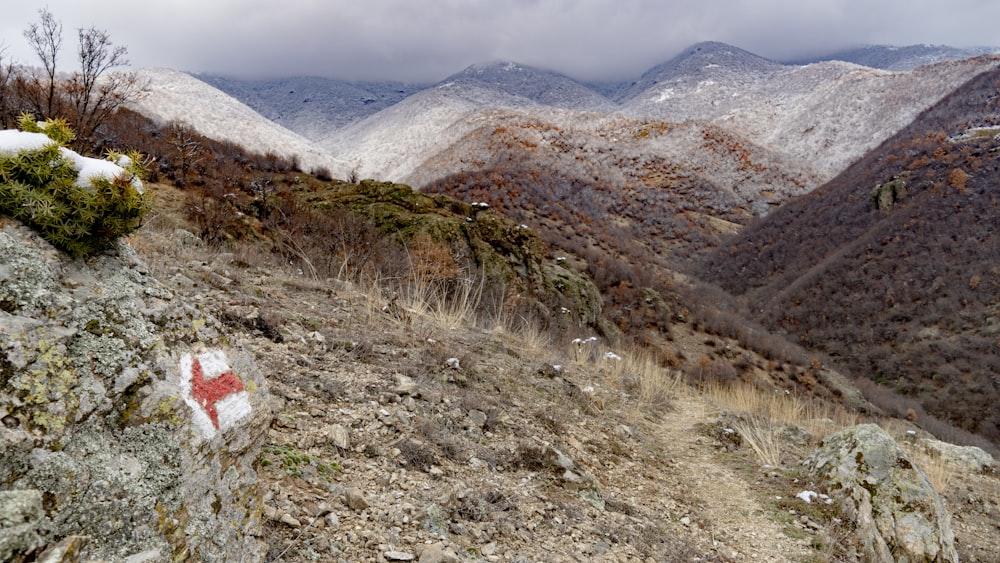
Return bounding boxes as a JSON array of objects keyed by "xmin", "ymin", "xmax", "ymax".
[{"xmin": 0, "ymin": 115, "xmax": 150, "ymax": 256}]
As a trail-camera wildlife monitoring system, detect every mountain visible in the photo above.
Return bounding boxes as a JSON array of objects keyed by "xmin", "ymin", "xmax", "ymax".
[
  {"xmin": 316, "ymin": 81, "xmax": 545, "ymax": 182},
  {"xmin": 621, "ymin": 53, "xmax": 1000, "ymax": 179},
  {"xmin": 694, "ymin": 67, "xmax": 1000, "ymax": 446},
  {"xmin": 616, "ymin": 41, "xmax": 785, "ymax": 102},
  {"xmin": 791, "ymin": 44, "xmax": 1000, "ymax": 71},
  {"xmin": 179, "ymin": 42, "xmax": 999, "ymax": 193},
  {"xmin": 194, "ymin": 74, "xmax": 429, "ymax": 140},
  {"xmin": 441, "ymin": 60, "xmax": 616, "ymax": 112},
  {"xmin": 130, "ymin": 68, "xmax": 351, "ymax": 178}
]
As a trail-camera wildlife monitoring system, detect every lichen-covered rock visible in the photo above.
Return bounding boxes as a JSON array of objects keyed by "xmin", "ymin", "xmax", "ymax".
[
  {"xmin": 804, "ymin": 424, "xmax": 957, "ymax": 563},
  {"xmin": 0, "ymin": 489, "xmax": 44, "ymax": 561},
  {"xmin": 0, "ymin": 220, "xmax": 270, "ymax": 561},
  {"xmin": 921, "ymin": 438, "xmax": 995, "ymax": 473}
]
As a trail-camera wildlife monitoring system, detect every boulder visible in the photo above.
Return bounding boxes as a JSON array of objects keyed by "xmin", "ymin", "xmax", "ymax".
[
  {"xmin": 804, "ymin": 424, "xmax": 957, "ymax": 562},
  {"xmin": 921, "ymin": 438, "xmax": 995, "ymax": 473},
  {"xmin": 0, "ymin": 222, "xmax": 270, "ymax": 561}
]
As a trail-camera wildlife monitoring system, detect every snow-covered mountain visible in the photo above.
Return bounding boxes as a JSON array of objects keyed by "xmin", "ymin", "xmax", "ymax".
[
  {"xmin": 616, "ymin": 41, "xmax": 785, "ymax": 102},
  {"xmin": 317, "ymin": 80, "xmax": 549, "ymax": 182},
  {"xmin": 621, "ymin": 54, "xmax": 1000, "ymax": 177},
  {"xmin": 790, "ymin": 44, "xmax": 1000, "ymax": 71},
  {"xmin": 440, "ymin": 61, "xmax": 616, "ymax": 112},
  {"xmin": 193, "ymin": 74, "xmax": 428, "ymax": 140},
  {"xmin": 129, "ymin": 68, "xmax": 351, "ymax": 178},
  {"xmin": 134, "ymin": 42, "xmax": 999, "ymax": 199}
]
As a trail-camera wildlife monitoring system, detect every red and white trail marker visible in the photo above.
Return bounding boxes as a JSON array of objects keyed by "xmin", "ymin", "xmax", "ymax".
[{"xmin": 179, "ymin": 350, "xmax": 252, "ymax": 439}]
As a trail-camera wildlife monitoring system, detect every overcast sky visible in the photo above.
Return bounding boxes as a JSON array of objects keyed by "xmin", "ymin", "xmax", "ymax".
[{"xmin": 2, "ymin": 0, "xmax": 999, "ymax": 83}]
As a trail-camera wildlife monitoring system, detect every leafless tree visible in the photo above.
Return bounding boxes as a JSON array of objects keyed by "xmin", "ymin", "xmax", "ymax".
[
  {"xmin": 66, "ymin": 25, "xmax": 147, "ymax": 142},
  {"xmin": 0, "ymin": 43, "xmax": 16, "ymax": 127},
  {"xmin": 22, "ymin": 8, "xmax": 62, "ymax": 117},
  {"xmin": 19, "ymin": 8, "xmax": 148, "ymax": 148},
  {"xmin": 168, "ymin": 122, "xmax": 205, "ymax": 186}
]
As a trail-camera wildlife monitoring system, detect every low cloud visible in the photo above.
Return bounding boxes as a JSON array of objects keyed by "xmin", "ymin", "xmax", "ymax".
[{"xmin": 1, "ymin": 0, "xmax": 997, "ymax": 82}]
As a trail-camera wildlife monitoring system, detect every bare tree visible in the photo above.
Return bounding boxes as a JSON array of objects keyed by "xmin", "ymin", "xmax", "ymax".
[
  {"xmin": 19, "ymin": 9, "xmax": 147, "ymax": 148},
  {"xmin": 0, "ymin": 43, "xmax": 15, "ymax": 127},
  {"xmin": 168, "ymin": 122, "xmax": 205, "ymax": 186},
  {"xmin": 22, "ymin": 8, "xmax": 62, "ymax": 117},
  {"xmin": 67, "ymin": 25, "xmax": 146, "ymax": 142}
]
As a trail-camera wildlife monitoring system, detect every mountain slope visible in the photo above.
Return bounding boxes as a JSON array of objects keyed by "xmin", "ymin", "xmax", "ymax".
[
  {"xmin": 623, "ymin": 54, "xmax": 1000, "ymax": 179},
  {"xmin": 694, "ymin": 67, "xmax": 1000, "ymax": 445},
  {"xmin": 130, "ymin": 68, "xmax": 351, "ymax": 177},
  {"xmin": 442, "ymin": 61, "xmax": 616, "ymax": 112},
  {"xmin": 318, "ymin": 81, "xmax": 557, "ymax": 182},
  {"xmin": 617, "ymin": 41, "xmax": 784, "ymax": 102},
  {"xmin": 791, "ymin": 44, "xmax": 1000, "ymax": 71},
  {"xmin": 193, "ymin": 74, "xmax": 428, "ymax": 139}
]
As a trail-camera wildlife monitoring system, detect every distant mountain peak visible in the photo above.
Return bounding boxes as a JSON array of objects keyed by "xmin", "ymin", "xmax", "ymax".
[
  {"xmin": 617, "ymin": 41, "xmax": 784, "ymax": 101},
  {"xmin": 439, "ymin": 60, "xmax": 615, "ymax": 112}
]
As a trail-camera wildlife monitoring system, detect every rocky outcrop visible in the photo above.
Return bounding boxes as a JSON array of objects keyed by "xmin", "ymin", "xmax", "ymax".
[
  {"xmin": 0, "ymin": 220, "xmax": 270, "ymax": 561},
  {"xmin": 804, "ymin": 424, "xmax": 957, "ymax": 562},
  {"xmin": 921, "ymin": 439, "xmax": 995, "ymax": 473}
]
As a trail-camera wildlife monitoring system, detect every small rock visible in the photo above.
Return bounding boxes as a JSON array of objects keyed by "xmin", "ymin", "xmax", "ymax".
[
  {"xmin": 123, "ymin": 549, "xmax": 162, "ymax": 563},
  {"xmin": 345, "ymin": 488, "xmax": 369, "ymax": 511},
  {"xmin": 263, "ymin": 505, "xmax": 279, "ymax": 520},
  {"xmin": 481, "ymin": 541, "xmax": 497, "ymax": 556},
  {"xmin": 384, "ymin": 550, "xmax": 415, "ymax": 561},
  {"xmin": 279, "ymin": 513, "xmax": 301, "ymax": 528},
  {"xmin": 680, "ymin": 516, "xmax": 692, "ymax": 526},
  {"xmin": 393, "ymin": 375, "xmax": 421, "ymax": 396},
  {"xmin": 324, "ymin": 512, "xmax": 340, "ymax": 530},
  {"xmin": 467, "ymin": 410, "xmax": 488, "ymax": 429},
  {"xmin": 328, "ymin": 424, "xmax": 350, "ymax": 450}
]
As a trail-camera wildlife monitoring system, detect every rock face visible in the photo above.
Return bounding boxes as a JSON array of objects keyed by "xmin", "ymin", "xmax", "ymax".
[
  {"xmin": 804, "ymin": 424, "xmax": 958, "ymax": 563},
  {"xmin": 0, "ymin": 221, "xmax": 270, "ymax": 561}
]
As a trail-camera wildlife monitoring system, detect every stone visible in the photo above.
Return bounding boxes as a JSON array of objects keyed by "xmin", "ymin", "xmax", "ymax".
[
  {"xmin": 328, "ymin": 424, "xmax": 351, "ymax": 450},
  {"xmin": 279, "ymin": 513, "xmax": 302, "ymax": 528},
  {"xmin": 0, "ymin": 489, "xmax": 44, "ymax": 562},
  {"xmin": 467, "ymin": 410, "xmax": 488, "ymax": 429},
  {"xmin": 345, "ymin": 488, "xmax": 369, "ymax": 511},
  {"xmin": 921, "ymin": 438, "xmax": 995, "ymax": 472},
  {"xmin": 35, "ymin": 535, "xmax": 90, "ymax": 563},
  {"xmin": 385, "ymin": 550, "xmax": 415, "ymax": 561},
  {"xmin": 393, "ymin": 375, "xmax": 421, "ymax": 397},
  {"xmin": 418, "ymin": 543, "xmax": 461, "ymax": 563},
  {"xmin": 324, "ymin": 512, "xmax": 341, "ymax": 531},
  {"xmin": 0, "ymin": 225, "xmax": 270, "ymax": 562},
  {"xmin": 804, "ymin": 424, "xmax": 958, "ymax": 563}
]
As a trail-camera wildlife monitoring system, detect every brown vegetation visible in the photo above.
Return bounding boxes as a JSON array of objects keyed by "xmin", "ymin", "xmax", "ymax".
[{"xmin": 695, "ymin": 68, "xmax": 1000, "ymax": 449}]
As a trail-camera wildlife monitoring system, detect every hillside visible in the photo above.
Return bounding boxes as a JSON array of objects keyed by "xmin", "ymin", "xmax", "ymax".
[
  {"xmin": 3, "ymin": 65, "xmax": 1000, "ymax": 562},
  {"xmin": 621, "ymin": 54, "xmax": 1000, "ymax": 179},
  {"xmin": 790, "ymin": 44, "xmax": 1000, "ymax": 71},
  {"xmin": 129, "ymin": 68, "xmax": 352, "ymax": 179},
  {"xmin": 194, "ymin": 74, "xmax": 429, "ymax": 139},
  {"xmin": 442, "ymin": 61, "xmax": 617, "ymax": 112},
  {"xmin": 694, "ymin": 67, "xmax": 1000, "ymax": 448},
  {"xmin": 120, "ymin": 178, "xmax": 1000, "ymax": 563},
  {"xmin": 182, "ymin": 42, "xmax": 1000, "ymax": 190}
]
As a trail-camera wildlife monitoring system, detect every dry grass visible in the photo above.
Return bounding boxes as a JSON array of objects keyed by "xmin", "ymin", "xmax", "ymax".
[
  {"xmin": 706, "ymin": 382, "xmax": 862, "ymax": 466},
  {"xmin": 731, "ymin": 415, "xmax": 782, "ymax": 466},
  {"xmin": 910, "ymin": 449, "xmax": 956, "ymax": 492}
]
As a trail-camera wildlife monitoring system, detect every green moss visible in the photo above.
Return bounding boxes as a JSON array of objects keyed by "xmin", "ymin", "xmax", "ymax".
[
  {"xmin": 263, "ymin": 443, "xmax": 341, "ymax": 481},
  {"xmin": 0, "ymin": 116, "xmax": 151, "ymax": 257}
]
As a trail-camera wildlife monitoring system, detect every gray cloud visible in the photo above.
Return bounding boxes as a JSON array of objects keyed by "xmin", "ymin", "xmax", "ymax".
[{"xmin": 2, "ymin": 0, "xmax": 998, "ymax": 83}]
